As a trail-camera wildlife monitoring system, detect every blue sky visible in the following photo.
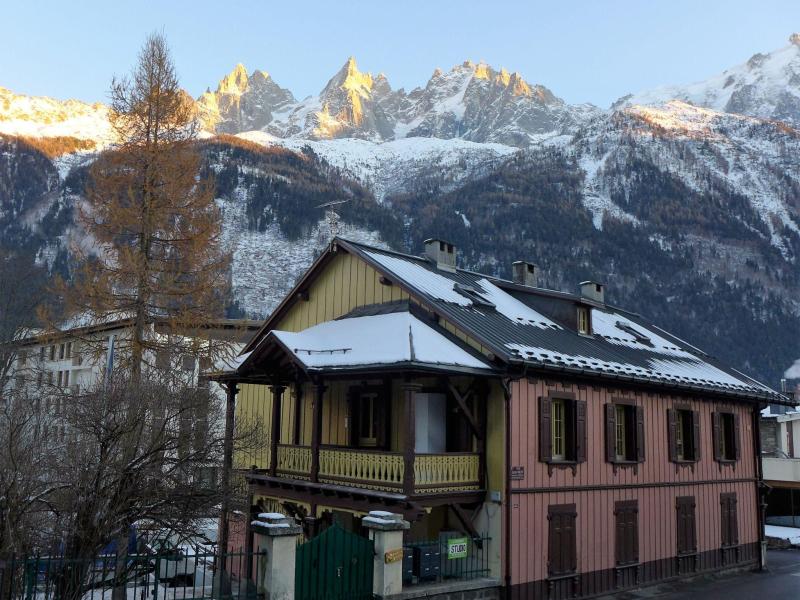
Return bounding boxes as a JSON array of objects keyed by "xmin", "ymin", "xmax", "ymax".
[{"xmin": 2, "ymin": 0, "xmax": 799, "ymax": 108}]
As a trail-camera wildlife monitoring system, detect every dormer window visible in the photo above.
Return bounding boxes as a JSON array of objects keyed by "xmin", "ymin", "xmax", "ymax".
[{"xmin": 577, "ymin": 306, "xmax": 590, "ymax": 335}]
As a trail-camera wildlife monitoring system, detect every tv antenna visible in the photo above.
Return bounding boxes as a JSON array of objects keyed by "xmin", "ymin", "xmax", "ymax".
[{"xmin": 316, "ymin": 200, "xmax": 348, "ymax": 238}]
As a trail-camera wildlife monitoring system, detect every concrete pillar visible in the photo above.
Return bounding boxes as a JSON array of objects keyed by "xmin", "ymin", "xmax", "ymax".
[
  {"xmin": 362, "ymin": 511, "xmax": 410, "ymax": 598},
  {"xmin": 251, "ymin": 512, "xmax": 302, "ymax": 600}
]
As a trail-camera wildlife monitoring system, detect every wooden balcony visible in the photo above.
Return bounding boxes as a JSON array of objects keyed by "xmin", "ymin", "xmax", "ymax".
[{"xmin": 272, "ymin": 444, "xmax": 480, "ymax": 494}]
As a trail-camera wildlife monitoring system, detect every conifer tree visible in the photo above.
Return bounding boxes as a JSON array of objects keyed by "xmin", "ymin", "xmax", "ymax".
[{"xmin": 65, "ymin": 32, "xmax": 230, "ymax": 381}]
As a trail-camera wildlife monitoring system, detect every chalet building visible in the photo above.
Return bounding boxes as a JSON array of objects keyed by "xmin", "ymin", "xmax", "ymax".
[{"xmin": 212, "ymin": 237, "xmax": 789, "ymax": 599}]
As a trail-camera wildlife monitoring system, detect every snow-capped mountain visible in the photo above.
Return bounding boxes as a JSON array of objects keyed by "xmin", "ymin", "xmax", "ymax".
[
  {"xmin": 0, "ymin": 86, "xmax": 111, "ymax": 142},
  {"xmin": 196, "ymin": 64, "xmax": 296, "ymax": 134},
  {"xmin": 618, "ymin": 33, "xmax": 800, "ymax": 126},
  {"xmin": 199, "ymin": 57, "xmax": 595, "ymax": 145}
]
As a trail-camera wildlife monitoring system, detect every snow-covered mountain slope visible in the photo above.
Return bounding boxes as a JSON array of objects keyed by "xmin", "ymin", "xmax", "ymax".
[
  {"xmin": 237, "ymin": 131, "xmax": 518, "ymax": 201},
  {"xmin": 561, "ymin": 101, "xmax": 800, "ymax": 257},
  {"xmin": 618, "ymin": 34, "xmax": 800, "ymax": 126},
  {"xmin": 0, "ymin": 86, "xmax": 111, "ymax": 143}
]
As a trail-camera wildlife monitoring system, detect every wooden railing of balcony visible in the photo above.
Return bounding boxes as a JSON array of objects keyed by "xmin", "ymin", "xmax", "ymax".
[
  {"xmin": 319, "ymin": 447, "xmax": 405, "ymax": 490},
  {"xmin": 414, "ymin": 452, "xmax": 481, "ymax": 492},
  {"xmin": 291, "ymin": 446, "xmax": 481, "ymax": 493},
  {"xmin": 276, "ymin": 444, "xmax": 312, "ymax": 478}
]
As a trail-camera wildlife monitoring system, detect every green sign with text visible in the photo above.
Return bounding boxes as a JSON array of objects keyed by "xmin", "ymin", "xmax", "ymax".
[{"xmin": 447, "ymin": 537, "xmax": 469, "ymax": 559}]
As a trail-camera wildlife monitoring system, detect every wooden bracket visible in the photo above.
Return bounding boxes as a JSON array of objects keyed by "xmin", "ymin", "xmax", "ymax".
[
  {"xmin": 450, "ymin": 503, "xmax": 483, "ymax": 549},
  {"xmin": 448, "ymin": 383, "xmax": 483, "ymax": 440}
]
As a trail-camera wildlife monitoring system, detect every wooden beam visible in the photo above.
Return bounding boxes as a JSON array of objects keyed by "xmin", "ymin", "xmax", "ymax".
[
  {"xmin": 403, "ymin": 382, "xmax": 422, "ymax": 495},
  {"xmin": 450, "ymin": 503, "xmax": 483, "ymax": 549},
  {"xmin": 448, "ymin": 383, "xmax": 482, "ymax": 440},
  {"xmin": 292, "ymin": 382, "xmax": 303, "ymax": 445},
  {"xmin": 269, "ymin": 385, "xmax": 285, "ymax": 477},
  {"xmin": 218, "ymin": 381, "xmax": 239, "ymax": 571},
  {"xmin": 311, "ymin": 382, "xmax": 325, "ymax": 482}
]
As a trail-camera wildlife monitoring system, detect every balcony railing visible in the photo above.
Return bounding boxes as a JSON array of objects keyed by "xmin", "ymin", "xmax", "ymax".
[
  {"xmin": 276, "ymin": 444, "xmax": 312, "ymax": 478},
  {"xmin": 414, "ymin": 452, "xmax": 480, "ymax": 492},
  {"xmin": 319, "ymin": 447, "xmax": 405, "ymax": 490},
  {"xmin": 262, "ymin": 446, "xmax": 481, "ymax": 494}
]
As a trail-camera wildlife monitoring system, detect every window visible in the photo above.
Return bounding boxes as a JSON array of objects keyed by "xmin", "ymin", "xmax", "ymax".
[
  {"xmin": 65, "ymin": 342, "xmax": 72, "ymax": 360},
  {"xmin": 18, "ymin": 350, "xmax": 27, "ymax": 367},
  {"xmin": 348, "ymin": 388, "xmax": 389, "ymax": 449},
  {"xmin": 63, "ymin": 370, "xmax": 70, "ymax": 387},
  {"xmin": 548, "ymin": 504, "xmax": 577, "ymax": 576},
  {"xmin": 605, "ymin": 402, "xmax": 644, "ymax": 463},
  {"xmin": 15, "ymin": 375, "xmax": 24, "ymax": 390},
  {"xmin": 57, "ymin": 371, "xmax": 63, "ymax": 387},
  {"xmin": 577, "ymin": 307, "xmax": 590, "ymax": 335},
  {"xmin": 49, "ymin": 345, "xmax": 56, "ymax": 361},
  {"xmin": 713, "ymin": 412, "xmax": 739, "ymax": 462},
  {"xmin": 676, "ymin": 496, "xmax": 697, "ymax": 555},
  {"xmin": 668, "ymin": 408, "xmax": 700, "ymax": 462},
  {"xmin": 182, "ymin": 355, "xmax": 196, "ymax": 372},
  {"xmin": 59, "ymin": 344, "xmax": 65, "ymax": 360},
  {"xmin": 615, "ymin": 500, "xmax": 639, "ymax": 566},
  {"xmin": 720, "ymin": 493, "xmax": 738, "ymax": 547},
  {"xmin": 358, "ymin": 392, "xmax": 379, "ymax": 447},
  {"xmin": 39, "ymin": 346, "xmax": 45, "ymax": 360},
  {"xmin": 539, "ymin": 394, "xmax": 586, "ymax": 464}
]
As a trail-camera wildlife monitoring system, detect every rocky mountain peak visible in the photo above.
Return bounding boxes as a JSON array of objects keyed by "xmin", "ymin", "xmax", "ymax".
[
  {"xmin": 217, "ymin": 63, "xmax": 250, "ymax": 95},
  {"xmin": 791, "ymin": 33, "xmax": 800, "ymax": 47}
]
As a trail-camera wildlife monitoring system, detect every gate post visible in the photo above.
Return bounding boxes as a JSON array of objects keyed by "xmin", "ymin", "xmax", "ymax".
[
  {"xmin": 363, "ymin": 511, "xmax": 410, "ymax": 598},
  {"xmin": 252, "ymin": 513, "xmax": 302, "ymax": 600}
]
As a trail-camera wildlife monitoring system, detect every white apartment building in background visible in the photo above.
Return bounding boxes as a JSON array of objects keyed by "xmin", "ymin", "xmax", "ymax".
[{"xmin": 6, "ymin": 316, "xmax": 261, "ymax": 398}]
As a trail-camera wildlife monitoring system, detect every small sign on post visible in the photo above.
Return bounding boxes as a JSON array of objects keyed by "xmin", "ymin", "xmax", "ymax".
[
  {"xmin": 384, "ymin": 548, "xmax": 403, "ymax": 564},
  {"xmin": 447, "ymin": 537, "xmax": 469, "ymax": 560}
]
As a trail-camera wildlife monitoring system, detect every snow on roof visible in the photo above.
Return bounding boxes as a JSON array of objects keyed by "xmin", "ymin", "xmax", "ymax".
[
  {"xmin": 475, "ymin": 278, "xmax": 559, "ymax": 328},
  {"xmin": 270, "ymin": 311, "xmax": 490, "ymax": 372},
  {"xmin": 591, "ymin": 309, "xmax": 695, "ymax": 358},
  {"xmin": 363, "ymin": 249, "xmax": 472, "ymax": 306}
]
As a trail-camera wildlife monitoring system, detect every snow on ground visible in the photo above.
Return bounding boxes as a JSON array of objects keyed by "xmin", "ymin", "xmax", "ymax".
[
  {"xmin": 765, "ymin": 524, "xmax": 800, "ymax": 545},
  {"xmin": 577, "ymin": 150, "xmax": 640, "ymax": 230},
  {"xmin": 218, "ymin": 194, "xmax": 386, "ymax": 318}
]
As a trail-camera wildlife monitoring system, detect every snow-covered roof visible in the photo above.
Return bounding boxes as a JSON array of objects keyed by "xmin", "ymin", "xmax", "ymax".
[
  {"xmin": 238, "ymin": 309, "xmax": 491, "ymax": 375},
  {"xmin": 342, "ymin": 239, "xmax": 785, "ymax": 402}
]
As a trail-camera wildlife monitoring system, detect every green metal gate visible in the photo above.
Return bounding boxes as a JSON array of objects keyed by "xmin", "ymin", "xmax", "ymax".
[{"xmin": 295, "ymin": 524, "xmax": 375, "ymax": 600}]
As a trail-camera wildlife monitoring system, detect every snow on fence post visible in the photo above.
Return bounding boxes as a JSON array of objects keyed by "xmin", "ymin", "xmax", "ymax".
[
  {"xmin": 362, "ymin": 511, "xmax": 411, "ymax": 597},
  {"xmin": 251, "ymin": 513, "xmax": 302, "ymax": 600}
]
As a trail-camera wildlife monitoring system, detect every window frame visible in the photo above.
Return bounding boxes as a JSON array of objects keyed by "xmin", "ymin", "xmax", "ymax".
[
  {"xmin": 576, "ymin": 306, "xmax": 591, "ymax": 335},
  {"xmin": 539, "ymin": 392, "xmax": 586, "ymax": 467},
  {"xmin": 712, "ymin": 411, "xmax": 740, "ymax": 463},
  {"xmin": 605, "ymin": 400, "xmax": 645, "ymax": 465},
  {"xmin": 668, "ymin": 406, "xmax": 701, "ymax": 463}
]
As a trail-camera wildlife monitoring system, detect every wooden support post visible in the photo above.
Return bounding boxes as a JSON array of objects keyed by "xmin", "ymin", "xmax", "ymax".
[
  {"xmin": 311, "ymin": 382, "xmax": 325, "ymax": 482},
  {"xmin": 270, "ymin": 385, "xmax": 285, "ymax": 477},
  {"xmin": 402, "ymin": 382, "xmax": 422, "ymax": 496},
  {"xmin": 292, "ymin": 383, "xmax": 303, "ymax": 445},
  {"xmin": 218, "ymin": 380, "xmax": 239, "ymax": 575}
]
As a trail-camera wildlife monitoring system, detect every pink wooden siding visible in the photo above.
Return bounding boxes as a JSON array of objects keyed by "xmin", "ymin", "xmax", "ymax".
[{"xmin": 508, "ymin": 378, "xmax": 758, "ymax": 587}]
